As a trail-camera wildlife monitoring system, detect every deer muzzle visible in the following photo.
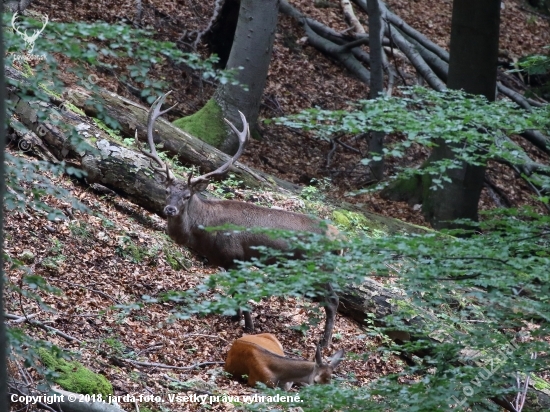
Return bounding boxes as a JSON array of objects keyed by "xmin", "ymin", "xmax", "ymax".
[{"xmin": 164, "ymin": 205, "xmax": 178, "ymax": 216}]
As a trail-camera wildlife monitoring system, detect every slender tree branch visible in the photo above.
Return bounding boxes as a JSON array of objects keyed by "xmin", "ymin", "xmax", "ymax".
[
  {"xmin": 280, "ymin": 0, "xmax": 371, "ymax": 84},
  {"xmin": 5, "ymin": 314, "xmax": 81, "ymax": 343},
  {"xmin": 341, "ymin": 0, "xmax": 365, "ymax": 34},
  {"xmin": 123, "ymin": 358, "xmax": 224, "ymax": 370}
]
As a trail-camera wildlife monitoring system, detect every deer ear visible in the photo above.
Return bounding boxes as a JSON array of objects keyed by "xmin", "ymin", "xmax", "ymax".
[
  {"xmin": 329, "ymin": 349, "xmax": 344, "ymax": 368},
  {"xmin": 314, "ymin": 345, "xmax": 323, "ymax": 366},
  {"xmin": 192, "ymin": 180, "xmax": 209, "ymax": 193}
]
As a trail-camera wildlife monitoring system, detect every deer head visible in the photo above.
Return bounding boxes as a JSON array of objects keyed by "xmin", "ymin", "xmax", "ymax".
[{"xmin": 135, "ymin": 91, "xmax": 249, "ymax": 219}]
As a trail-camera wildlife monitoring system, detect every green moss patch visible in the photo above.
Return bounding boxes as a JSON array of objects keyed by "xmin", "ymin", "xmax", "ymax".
[
  {"xmin": 173, "ymin": 98, "xmax": 226, "ymax": 148},
  {"xmin": 39, "ymin": 348, "xmax": 113, "ymax": 397},
  {"xmin": 332, "ymin": 209, "xmax": 386, "ymax": 236},
  {"xmin": 532, "ymin": 375, "xmax": 550, "ymax": 391}
]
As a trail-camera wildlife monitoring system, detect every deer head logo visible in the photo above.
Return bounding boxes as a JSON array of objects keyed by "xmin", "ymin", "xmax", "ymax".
[{"xmin": 11, "ymin": 12, "xmax": 49, "ymax": 55}]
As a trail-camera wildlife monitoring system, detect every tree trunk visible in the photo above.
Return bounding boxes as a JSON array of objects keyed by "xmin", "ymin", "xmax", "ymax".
[
  {"xmin": 173, "ymin": 0, "xmax": 279, "ymax": 154},
  {"xmin": 366, "ymin": 0, "xmax": 385, "ymax": 180},
  {"xmin": 446, "ymin": 1, "xmax": 500, "ymax": 98},
  {"xmin": 422, "ymin": 0, "xmax": 501, "ymax": 229},
  {"xmin": 214, "ymin": 0, "xmax": 279, "ymax": 153},
  {"xmin": 0, "ymin": 1, "xmax": 9, "ymax": 409},
  {"xmin": 202, "ymin": 0, "xmax": 240, "ymax": 68}
]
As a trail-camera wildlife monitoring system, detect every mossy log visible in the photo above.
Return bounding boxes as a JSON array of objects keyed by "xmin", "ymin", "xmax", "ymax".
[{"xmin": 60, "ymin": 86, "xmax": 301, "ymax": 193}]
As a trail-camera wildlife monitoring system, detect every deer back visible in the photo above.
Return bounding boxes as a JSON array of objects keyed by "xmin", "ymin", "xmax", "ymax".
[
  {"xmin": 224, "ymin": 333, "xmax": 344, "ymax": 389},
  {"xmin": 167, "ymin": 194, "xmax": 334, "ymax": 268}
]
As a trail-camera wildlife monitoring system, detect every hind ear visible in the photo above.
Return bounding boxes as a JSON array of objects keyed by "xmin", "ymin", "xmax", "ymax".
[
  {"xmin": 329, "ymin": 349, "xmax": 344, "ymax": 368},
  {"xmin": 314, "ymin": 345, "xmax": 323, "ymax": 366}
]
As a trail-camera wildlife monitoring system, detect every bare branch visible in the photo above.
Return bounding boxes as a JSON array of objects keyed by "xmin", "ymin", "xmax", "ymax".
[{"xmin": 341, "ymin": 0, "xmax": 366, "ymax": 34}]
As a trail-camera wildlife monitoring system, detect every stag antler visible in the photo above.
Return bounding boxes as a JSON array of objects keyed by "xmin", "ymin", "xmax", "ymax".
[
  {"xmin": 135, "ymin": 91, "xmax": 178, "ymax": 182},
  {"xmin": 189, "ymin": 111, "xmax": 249, "ymax": 186},
  {"xmin": 137, "ymin": 91, "xmax": 249, "ymax": 186}
]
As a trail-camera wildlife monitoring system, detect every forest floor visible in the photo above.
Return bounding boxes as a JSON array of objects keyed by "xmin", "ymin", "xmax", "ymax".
[{"xmin": 5, "ymin": 0, "xmax": 550, "ymax": 411}]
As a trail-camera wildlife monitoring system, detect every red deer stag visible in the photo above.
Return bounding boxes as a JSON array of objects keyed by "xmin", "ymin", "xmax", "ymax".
[
  {"xmin": 224, "ymin": 333, "xmax": 344, "ymax": 389},
  {"xmin": 137, "ymin": 91, "xmax": 340, "ymax": 347}
]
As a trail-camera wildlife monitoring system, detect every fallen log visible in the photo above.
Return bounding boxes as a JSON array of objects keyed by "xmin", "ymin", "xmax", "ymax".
[{"xmin": 64, "ymin": 87, "xmax": 304, "ymax": 193}]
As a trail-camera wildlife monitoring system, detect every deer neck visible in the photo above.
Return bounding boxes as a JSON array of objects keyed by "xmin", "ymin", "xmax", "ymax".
[{"xmin": 270, "ymin": 358, "xmax": 318, "ymax": 385}]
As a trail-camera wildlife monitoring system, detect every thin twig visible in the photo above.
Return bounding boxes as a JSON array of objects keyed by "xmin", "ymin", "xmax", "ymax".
[
  {"xmin": 515, "ymin": 352, "xmax": 537, "ymax": 412},
  {"xmin": 386, "ymin": 21, "xmax": 408, "ymax": 86},
  {"xmin": 123, "ymin": 358, "xmax": 224, "ymax": 370},
  {"xmin": 335, "ymin": 137, "xmax": 361, "ymax": 154},
  {"xmin": 6, "ymin": 314, "xmax": 81, "ymax": 343},
  {"xmin": 327, "ymin": 138, "xmax": 338, "ymax": 168},
  {"xmin": 137, "ymin": 344, "xmax": 164, "ymax": 356},
  {"xmin": 5, "ymin": 313, "xmax": 39, "ymax": 323},
  {"xmin": 31, "ymin": 319, "xmax": 81, "ymax": 342},
  {"xmin": 181, "ymin": 333, "xmax": 228, "ymax": 342},
  {"xmin": 135, "ymin": 0, "xmax": 143, "ymax": 26},
  {"xmin": 510, "ymin": 164, "xmax": 550, "ymax": 213},
  {"xmin": 15, "ymin": 357, "xmax": 31, "ymax": 386},
  {"xmin": 519, "ymin": 6, "xmax": 550, "ymax": 20}
]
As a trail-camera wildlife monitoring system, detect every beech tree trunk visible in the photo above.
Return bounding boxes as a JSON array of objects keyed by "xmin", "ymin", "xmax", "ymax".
[
  {"xmin": 422, "ymin": 0, "xmax": 501, "ymax": 229},
  {"xmin": 0, "ymin": 0, "xmax": 9, "ymax": 409},
  {"xmin": 214, "ymin": 0, "xmax": 279, "ymax": 153},
  {"xmin": 366, "ymin": 0, "xmax": 385, "ymax": 180},
  {"xmin": 202, "ymin": 0, "xmax": 240, "ymax": 68}
]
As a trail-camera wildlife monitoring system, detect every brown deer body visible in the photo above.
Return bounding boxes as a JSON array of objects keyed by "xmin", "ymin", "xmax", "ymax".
[
  {"xmin": 138, "ymin": 92, "xmax": 340, "ymax": 347},
  {"xmin": 166, "ymin": 193, "xmax": 337, "ymax": 268},
  {"xmin": 224, "ymin": 333, "xmax": 344, "ymax": 389}
]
